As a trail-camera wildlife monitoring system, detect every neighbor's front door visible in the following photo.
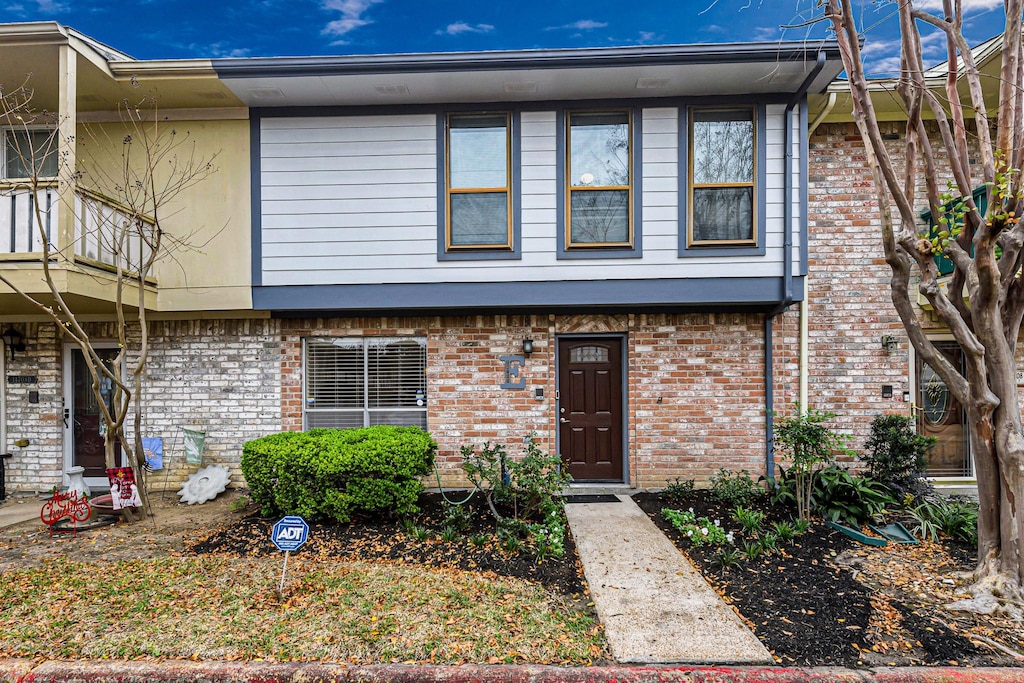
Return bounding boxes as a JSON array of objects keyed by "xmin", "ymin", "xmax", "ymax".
[
  {"xmin": 64, "ymin": 346, "xmax": 121, "ymax": 483},
  {"xmin": 916, "ymin": 341, "xmax": 970, "ymax": 478},
  {"xmin": 557, "ymin": 337, "xmax": 624, "ymax": 481}
]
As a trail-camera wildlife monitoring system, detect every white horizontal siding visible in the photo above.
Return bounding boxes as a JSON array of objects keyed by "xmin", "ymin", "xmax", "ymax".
[{"xmin": 259, "ymin": 105, "xmax": 800, "ymax": 287}]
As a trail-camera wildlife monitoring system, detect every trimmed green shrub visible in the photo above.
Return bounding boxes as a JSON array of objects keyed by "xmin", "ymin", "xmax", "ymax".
[
  {"xmin": 241, "ymin": 426, "xmax": 437, "ymax": 522},
  {"xmin": 863, "ymin": 414, "xmax": 935, "ymax": 503}
]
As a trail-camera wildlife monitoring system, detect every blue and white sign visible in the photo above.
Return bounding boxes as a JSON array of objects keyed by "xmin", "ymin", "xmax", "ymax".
[{"xmin": 271, "ymin": 515, "xmax": 309, "ymax": 552}]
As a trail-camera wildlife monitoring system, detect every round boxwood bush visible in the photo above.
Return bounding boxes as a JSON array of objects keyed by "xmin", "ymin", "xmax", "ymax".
[{"xmin": 241, "ymin": 426, "xmax": 437, "ymax": 522}]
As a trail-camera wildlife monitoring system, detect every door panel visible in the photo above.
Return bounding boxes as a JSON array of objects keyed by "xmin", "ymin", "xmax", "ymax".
[
  {"xmin": 558, "ymin": 338, "xmax": 623, "ymax": 481},
  {"xmin": 70, "ymin": 347, "xmax": 121, "ymax": 479},
  {"xmin": 916, "ymin": 341, "xmax": 970, "ymax": 477}
]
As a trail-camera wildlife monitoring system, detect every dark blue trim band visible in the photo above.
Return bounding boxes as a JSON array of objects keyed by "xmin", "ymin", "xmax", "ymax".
[
  {"xmin": 250, "ymin": 110, "xmax": 263, "ymax": 287},
  {"xmin": 253, "ymin": 276, "xmax": 804, "ymax": 313}
]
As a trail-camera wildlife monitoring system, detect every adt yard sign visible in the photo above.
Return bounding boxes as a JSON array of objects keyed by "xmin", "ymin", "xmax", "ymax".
[{"xmin": 271, "ymin": 516, "xmax": 309, "ymax": 552}]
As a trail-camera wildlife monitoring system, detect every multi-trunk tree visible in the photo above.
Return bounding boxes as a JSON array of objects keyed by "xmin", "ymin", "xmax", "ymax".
[{"xmin": 821, "ymin": 0, "xmax": 1024, "ymax": 601}]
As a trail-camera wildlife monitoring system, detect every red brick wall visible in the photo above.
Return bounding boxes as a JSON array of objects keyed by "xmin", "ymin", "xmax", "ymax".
[{"xmin": 279, "ymin": 312, "xmax": 781, "ymax": 488}]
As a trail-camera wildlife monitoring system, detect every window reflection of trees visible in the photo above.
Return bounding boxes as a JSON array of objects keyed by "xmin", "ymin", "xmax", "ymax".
[
  {"xmin": 569, "ymin": 113, "xmax": 630, "ymax": 245},
  {"xmin": 691, "ymin": 111, "xmax": 754, "ymax": 242}
]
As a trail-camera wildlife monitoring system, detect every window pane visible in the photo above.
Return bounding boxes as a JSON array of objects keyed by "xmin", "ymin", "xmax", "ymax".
[
  {"xmin": 367, "ymin": 337, "xmax": 427, "ymax": 408},
  {"xmin": 450, "ymin": 192, "xmax": 508, "ymax": 246},
  {"xmin": 570, "ymin": 346, "xmax": 609, "ymax": 363},
  {"xmin": 692, "ymin": 110, "xmax": 753, "ymax": 184},
  {"xmin": 305, "ymin": 338, "xmax": 364, "ymax": 409},
  {"xmin": 692, "ymin": 187, "xmax": 753, "ymax": 242},
  {"xmin": 306, "ymin": 411, "xmax": 365, "ymax": 429},
  {"xmin": 571, "ymin": 190, "xmax": 628, "ymax": 244},
  {"xmin": 570, "ymin": 112, "xmax": 629, "ymax": 187},
  {"xmin": 4, "ymin": 130, "xmax": 58, "ymax": 178},
  {"xmin": 450, "ymin": 114, "xmax": 508, "ymax": 189},
  {"xmin": 369, "ymin": 410, "xmax": 428, "ymax": 429}
]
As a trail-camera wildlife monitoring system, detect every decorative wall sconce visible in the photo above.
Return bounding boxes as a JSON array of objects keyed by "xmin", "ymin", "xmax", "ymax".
[
  {"xmin": 1, "ymin": 327, "xmax": 25, "ymax": 361},
  {"xmin": 881, "ymin": 334, "xmax": 898, "ymax": 354},
  {"xmin": 522, "ymin": 338, "xmax": 534, "ymax": 356}
]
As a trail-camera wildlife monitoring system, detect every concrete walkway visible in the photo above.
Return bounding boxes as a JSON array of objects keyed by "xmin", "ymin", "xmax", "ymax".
[
  {"xmin": 0, "ymin": 498, "xmax": 41, "ymax": 528},
  {"xmin": 564, "ymin": 494, "xmax": 772, "ymax": 665}
]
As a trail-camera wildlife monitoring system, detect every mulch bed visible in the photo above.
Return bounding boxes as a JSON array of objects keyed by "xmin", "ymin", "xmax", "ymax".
[
  {"xmin": 188, "ymin": 492, "xmax": 587, "ymax": 598},
  {"xmin": 634, "ymin": 490, "xmax": 1022, "ymax": 668}
]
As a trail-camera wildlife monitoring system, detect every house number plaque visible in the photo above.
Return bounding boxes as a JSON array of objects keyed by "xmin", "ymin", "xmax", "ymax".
[{"xmin": 6, "ymin": 375, "xmax": 37, "ymax": 384}]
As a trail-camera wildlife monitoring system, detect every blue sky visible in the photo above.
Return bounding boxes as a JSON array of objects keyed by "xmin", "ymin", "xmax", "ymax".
[{"xmin": 1, "ymin": 0, "xmax": 1010, "ymax": 75}]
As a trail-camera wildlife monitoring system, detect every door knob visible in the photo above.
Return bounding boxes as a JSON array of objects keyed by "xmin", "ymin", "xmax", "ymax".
[{"xmin": 559, "ymin": 417, "xmax": 570, "ymax": 423}]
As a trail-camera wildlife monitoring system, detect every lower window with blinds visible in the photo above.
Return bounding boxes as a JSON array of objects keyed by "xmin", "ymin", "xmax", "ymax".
[{"xmin": 304, "ymin": 337, "xmax": 427, "ymax": 430}]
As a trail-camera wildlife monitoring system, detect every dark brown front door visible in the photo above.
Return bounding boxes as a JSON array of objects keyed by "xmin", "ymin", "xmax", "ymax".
[
  {"xmin": 558, "ymin": 337, "xmax": 624, "ymax": 481},
  {"xmin": 71, "ymin": 347, "xmax": 120, "ymax": 478}
]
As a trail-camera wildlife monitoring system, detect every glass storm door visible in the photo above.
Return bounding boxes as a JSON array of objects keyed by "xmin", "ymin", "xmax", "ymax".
[
  {"xmin": 66, "ymin": 346, "xmax": 121, "ymax": 480},
  {"xmin": 916, "ymin": 341, "xmax": 971, "ymax": 477},
  {"xmin": 557, "ymin": 337, "xmax": 624, "ymax": 481}
]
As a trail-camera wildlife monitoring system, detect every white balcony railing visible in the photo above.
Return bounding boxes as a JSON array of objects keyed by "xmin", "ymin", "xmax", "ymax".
[{"xmin": 0, "ymin": 183, "xmax": 153, "ymax": 274}]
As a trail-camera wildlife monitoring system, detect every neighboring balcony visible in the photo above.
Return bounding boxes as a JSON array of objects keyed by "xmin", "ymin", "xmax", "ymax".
[{"xmin": 0, "ymin": 182, "xmax": 157, "ymax": 314}]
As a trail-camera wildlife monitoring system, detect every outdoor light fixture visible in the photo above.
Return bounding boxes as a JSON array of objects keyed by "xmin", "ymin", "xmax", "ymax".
[
  {"xmin": 522, "ymin": 338, "xmax": 534, "ymax": 356},
  {"xmin": 1, "ymin": 327, "xmax": 25, "ymax": 361},
  {"xmin": 881, "ymin": 334, "xmax": 898, "ymax": 354}
]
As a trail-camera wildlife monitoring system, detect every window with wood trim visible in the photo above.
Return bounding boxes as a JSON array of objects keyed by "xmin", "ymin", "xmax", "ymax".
[
  {"xmin": 303, "ymin": 337, "xmax": 427, "ymax": 430},
  {"xmin": 2, "ymin": 128, "xmax": 58, "ymax": 179},
  {"xmin": 688, "ymin": 107, "xmax": 756, "ymax": 245},
  {"xmin": 566, "ymin": 110, "xmax": 632, "ymax": 248},
  {"xmin": 445, "ymin": 113, "xmax": 512, "ymax": 250}
]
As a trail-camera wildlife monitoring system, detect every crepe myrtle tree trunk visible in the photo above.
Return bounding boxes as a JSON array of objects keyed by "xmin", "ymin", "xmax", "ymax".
[
  {"xmin": 821, "ymin": 0, "xmax": 1024, "ymax": 597},
  {"xmin": 0, "ymin": 82, "xmax": 217, "ymax": 521}
]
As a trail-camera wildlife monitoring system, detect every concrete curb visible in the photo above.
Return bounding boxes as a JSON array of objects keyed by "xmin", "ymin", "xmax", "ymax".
[{"xmin": 0, "ymin": 660, "xmax": 1020, "ymax": 682}]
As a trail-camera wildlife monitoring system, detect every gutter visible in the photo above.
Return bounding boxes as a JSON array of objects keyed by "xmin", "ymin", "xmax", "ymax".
[{"xmin": 765, "ymin": 51, "xmax": 826, "ymax": 478}]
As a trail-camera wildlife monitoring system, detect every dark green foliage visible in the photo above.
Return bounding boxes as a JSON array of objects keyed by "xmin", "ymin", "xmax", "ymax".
[
  {"xmin": 765, "ymin": 465, "xmax": 895, "ymax": 525},
  {"xmin": 732, "ymin": 506, "xmax": 766, "ymax": 535},
  {"xmin": 771, "ymin": 520, "xmax": 796, "ymax": 543},
  {"xmin": 241, "ymin": 426, "xmax": 437, "ymax": 523},
  {"xmin": 712, "ymin": 547, "xmax": 741, "ymax": 571},
  {"xmin": 709, "ymin": 468, "xmax": 761, "ymax": 506},
  {"xmin": 909, "ymin": 495, "xmax": 979, "ymax": 544},
  {"xmin": 660, "ymin": 477, "xmax": 695, "ymax": 505},
  {"xmin": 863, "ymin": 414, "xmax": 935, "ymax": 502},
  {"xmin": 771, "ymin": 406, "xmax": 854, "ymax": 521}
]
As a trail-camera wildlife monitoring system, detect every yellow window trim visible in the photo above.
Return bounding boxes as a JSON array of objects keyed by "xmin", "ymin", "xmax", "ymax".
[
  {"xmin": 445, "ymin": 112, "xmax": 513, "ymax": 251},
  {"xmin": 565, "ymin": 109, "xmax": 633, "ymax": 249}
]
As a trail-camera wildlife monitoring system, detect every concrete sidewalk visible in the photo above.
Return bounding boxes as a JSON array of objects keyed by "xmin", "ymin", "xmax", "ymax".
[
  {"xmin": 564, "ymin": 495, "xmax": 772, "ymax": 665},
  {"xmin": 0, "ymin": 498, "xmax": 40, "ymax": 529}
]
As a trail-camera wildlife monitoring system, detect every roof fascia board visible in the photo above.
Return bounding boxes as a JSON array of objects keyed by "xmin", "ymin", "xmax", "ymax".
[
  {"xmin": 212, "ymin": 41, "xmax": 842, "ymax": 81},
  {"xmin": 109, "ymin": 60, "xmax": 219, "ymax": 80},
  {"xmin": 0, "ymin": 21, "xmax": 67, "ymax": 45}
]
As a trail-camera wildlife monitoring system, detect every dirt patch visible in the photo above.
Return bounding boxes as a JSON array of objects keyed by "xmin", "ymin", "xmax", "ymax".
[{"xmin": 0, "ymin": 489, "xmax": 244, "ymax": 571}]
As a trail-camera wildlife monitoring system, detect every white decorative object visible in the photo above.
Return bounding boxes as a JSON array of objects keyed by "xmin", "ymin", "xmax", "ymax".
[
  {"xmin": 177, "ymin": 464, "xmax": 231, "ymax": 505},
  {"xmin": 65, "ymin": 466, "xmax": 89, "ymax": 500}
]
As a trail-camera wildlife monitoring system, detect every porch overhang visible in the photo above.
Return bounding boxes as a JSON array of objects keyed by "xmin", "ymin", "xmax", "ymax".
[{"xmin": 0, "ymin": 263, "xmax": 156, "ymax": 317}]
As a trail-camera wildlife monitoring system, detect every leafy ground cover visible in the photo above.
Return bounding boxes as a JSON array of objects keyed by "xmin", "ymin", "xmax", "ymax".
[
  {"xmin": 0, "ymin": 492, "xmax": 605, "ymax": 664},
  {"xmin": 634, "ymin": 489, "xmax": 1024, "ymax": 669}
]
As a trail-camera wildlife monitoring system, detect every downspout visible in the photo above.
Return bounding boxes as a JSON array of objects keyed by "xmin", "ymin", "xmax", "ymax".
[
  {"xmin": 800, "ymin": 92, "xmax": 838, "ymax": 413},
  {"xmin": 766, "ymin": 51, "xmax": 827, "ymax": 478}
]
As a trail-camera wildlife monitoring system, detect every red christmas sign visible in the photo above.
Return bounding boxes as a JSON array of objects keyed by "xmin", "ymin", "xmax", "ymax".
[
  {"xmin": 106, "ymin": 467, "xmax": 142, "ymax": 511},
  {"xmin": 40, "ymin": 490, "xmax": 91, "ymax": 537}
]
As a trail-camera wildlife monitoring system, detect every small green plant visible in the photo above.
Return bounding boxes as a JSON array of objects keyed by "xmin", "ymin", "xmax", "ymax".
[
  {"xmin": 759, "ymin": 532, "xmax": 779, "ymax": 553},
  {"xmin": 909, "ymin": 495, "xmax": 978, "ymax": 544},
  {"xmin": 710, "ymin": 469, "xmax": 760, "ymax": 506},
  {"xmin": 230, "ymin": 495, "xmax": 253, "ymax": 513},
  {"xmin": 771, "ymin": 405, "xmax": 853, "ymax": 521},
  {"xmin": 712, "ymin": 547, "xmax": 741, "ymax": 571},
  {"xmin": 470, "ymin": 533, "xmax": 490, "ymax": 547},
  {"xmin": 406, "ymin": 524, "xmax": 430, "ymax": 542},
  {"xmin": 742, "ymin": 540, "xmax": 764, "ymax": 560},
  {"xmin": 661, "ymin": 478, "xmax": 695, "ymax": 506},
  {"xmin": 815, "ymin": 466, "xmax": 895, "ymax": 524},
  {"xmin": 863, "ymin": 414, "xmax": 936, "ymax": 503},
  {"xmin": 662, "ymin": 508, "xmax": 732, "ymax": 546},
  {"xmin": 771, "ymin": 520, "xmax": 796, "ymax": 543},
  {"xmin": 442, "ymin": 503, "xmax": 473, "ymax": 532},
  {"xmin": 792, "ymin": 518, "xmax": 811, "ymax": 536},
  {"xmin": 732, "ymin": 506, "xmax": 766, "ymax": 535},
  {"xmin": 500, "ymin": 534, "xmax": 522, "ymax": 553},
  {"xmin": 439, "ymin": 526, "xmax": 458, "ymax": 542}
]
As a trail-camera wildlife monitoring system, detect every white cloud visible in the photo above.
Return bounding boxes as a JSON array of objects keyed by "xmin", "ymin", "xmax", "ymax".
[
  {"xmin": 867, "ymin": 55, "xmax": 904, "ymax": 77},
  {"xmin": 751, "ymin": 26, "xmax": 779, "ymax": 41},
  {"xmin": 860, "ymin": 39, "xmax": 898, "ymax": 58},
  {"xmin": 545, "ymin": 19, "xmax": 608, "ymax": 31},
  {"xmin": 436, "ymin": 21, "xmax": 494, "ymax": 36},
  {"xmin": 322, "ymin": 0, "xmax": 385, "ymax": 37},
  {"xmin": 33, "ymin": 0, "xmax": 68, "ymax": 11}
]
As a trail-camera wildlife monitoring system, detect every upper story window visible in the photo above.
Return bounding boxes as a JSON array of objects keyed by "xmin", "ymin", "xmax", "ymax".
[
  {"xmin": 445, "ymin": 113, "xmax": 512, "ymax": 251},
  {"xmin": 687, "ymin": 108, "xmax": 756, "ymax": 246},
  {"xmin": 2, "ymin": 128, "xmax": 58, "ymax": 179},
  {"xmin": 566, "ymin": 111, "xmax": 632, "ymax": 248}
]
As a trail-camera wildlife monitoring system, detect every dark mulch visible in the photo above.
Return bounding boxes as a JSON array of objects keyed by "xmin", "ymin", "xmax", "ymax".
[
  {"xmin": 634, "ymin": 490, "xmax": 1019, "ymax": 668},
  {"xmin": 187, "ymin": 492, "xmax": 587, "ymax": 598}
]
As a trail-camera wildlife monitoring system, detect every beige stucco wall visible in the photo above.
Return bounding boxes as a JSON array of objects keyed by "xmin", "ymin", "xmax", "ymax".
[{"xmin": 75, "ymin": 116, "xmax": 252, "ymax": 313}]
